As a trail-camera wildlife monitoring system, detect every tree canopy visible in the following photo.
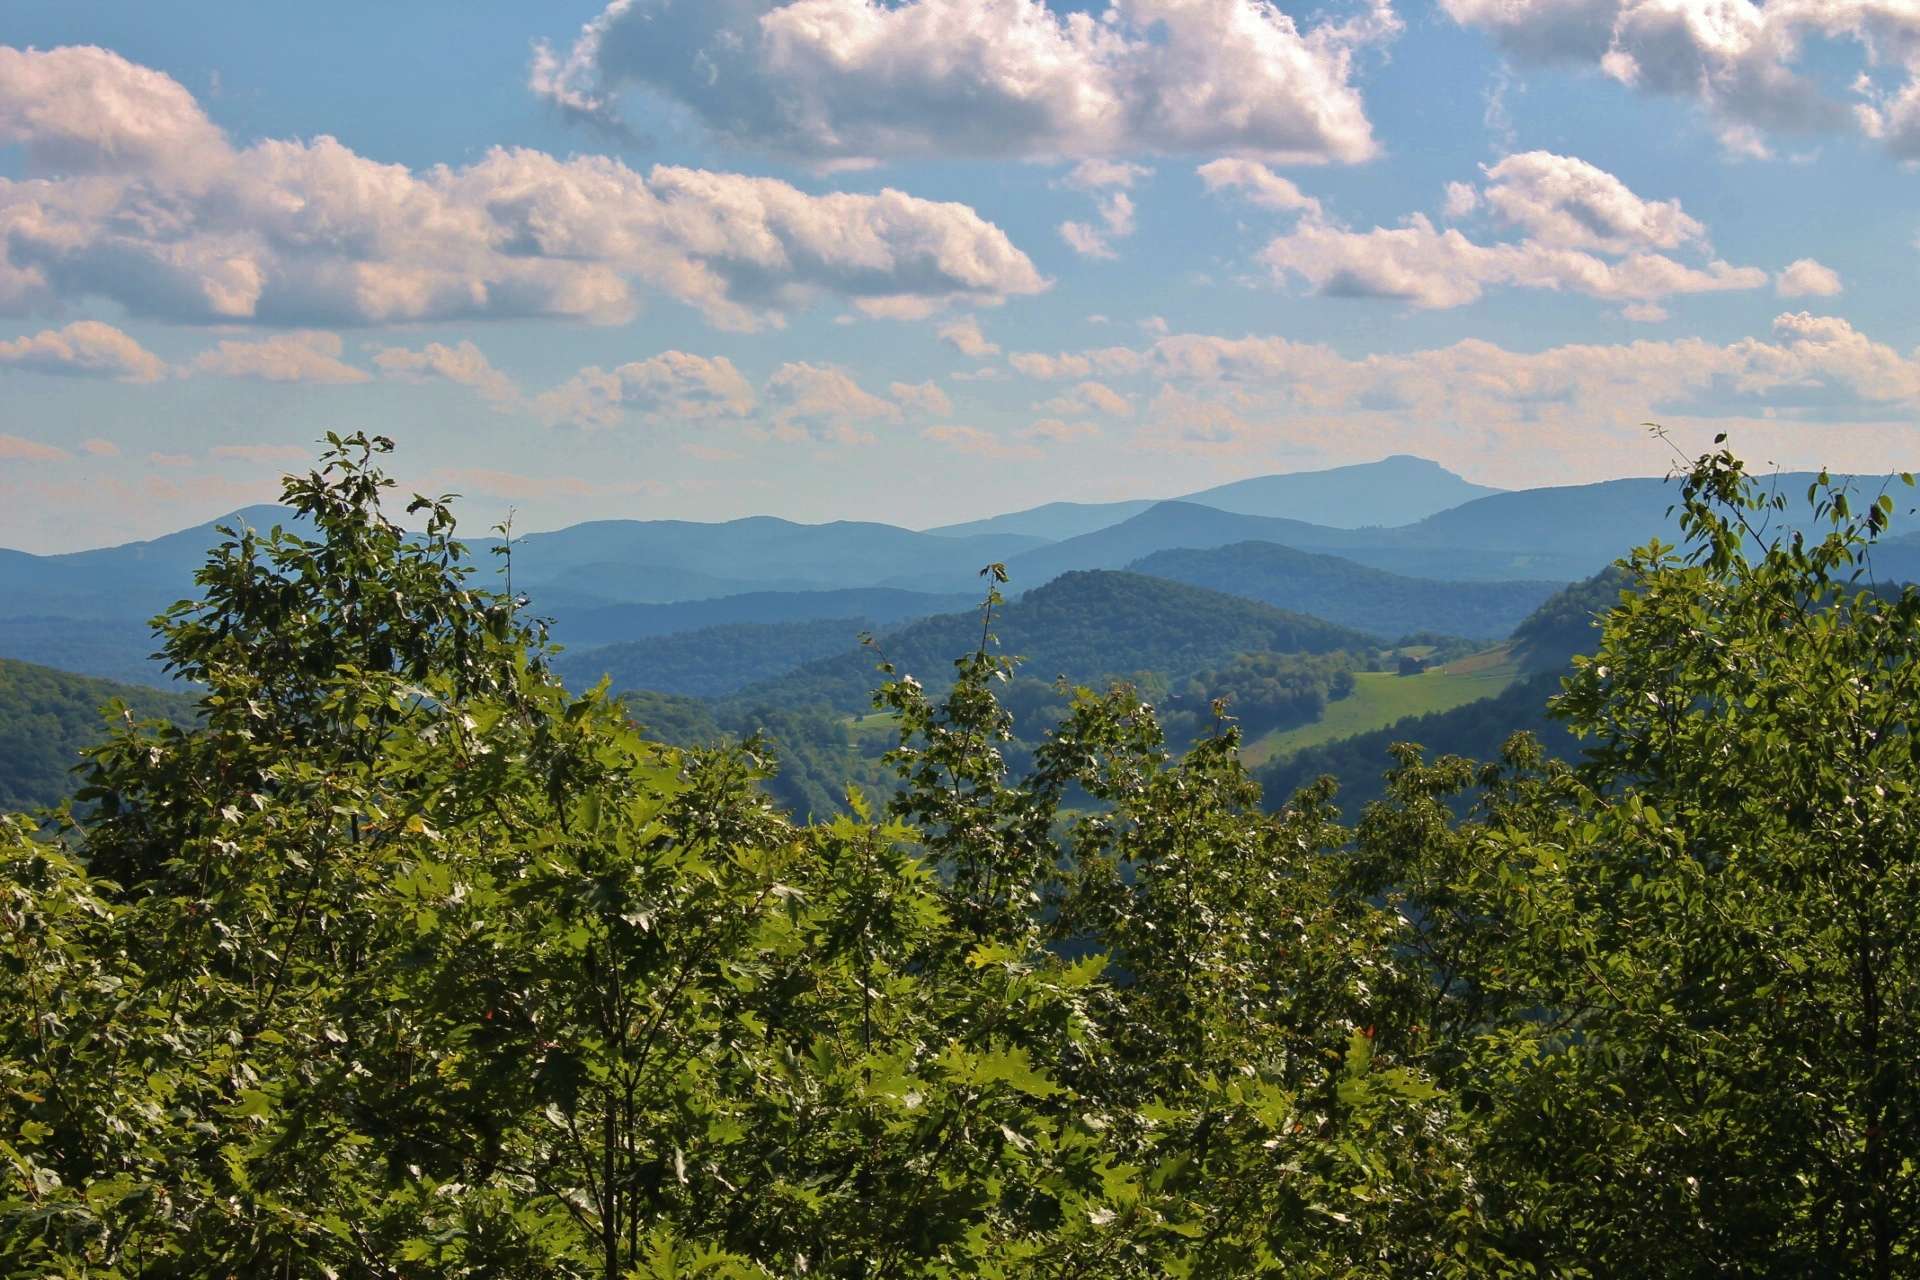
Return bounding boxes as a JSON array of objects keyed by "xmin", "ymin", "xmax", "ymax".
[{"xmin": 3, "ymin": 434, "xmax": 1916, "ymax": 1277}]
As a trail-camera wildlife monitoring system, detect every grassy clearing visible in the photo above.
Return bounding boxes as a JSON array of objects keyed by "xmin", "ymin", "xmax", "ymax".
[{"xmin": 1241, "ymin": 646, "xmax": 1521, "ymax": 767}]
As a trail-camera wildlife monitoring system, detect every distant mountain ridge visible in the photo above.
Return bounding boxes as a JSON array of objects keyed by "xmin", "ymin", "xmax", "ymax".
[
  {"xmin": 8, "ymin": 460, "xmax": 1918, "ymax": 690},
  {"xmin": 1130, "ymin": 542, "xmax": 1561, "ymax": 640},
  {"xmin": 928, "ymin": 455, "xmax": 1502, "ymax": 541}
]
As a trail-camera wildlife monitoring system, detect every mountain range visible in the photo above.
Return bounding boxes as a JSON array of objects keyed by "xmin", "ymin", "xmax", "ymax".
[{"xmin": 4, "ymin": 456, "xmax": 1915, "ymax": 691}]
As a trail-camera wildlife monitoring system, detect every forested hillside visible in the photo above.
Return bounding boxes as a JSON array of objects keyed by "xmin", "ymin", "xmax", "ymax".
[
  {"xmin": 728, "ymin": 569, "xmax": 1380, "ymax": 713},
  {"xmin": 5, "ymin": 437, "xmax": 1916, "ymax": 1276},
  {"xmin": 0, "ymin": 657, "xmax": 196, "ymax": 811}
]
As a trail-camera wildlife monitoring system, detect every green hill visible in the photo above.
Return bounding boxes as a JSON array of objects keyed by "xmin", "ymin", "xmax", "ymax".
[
  {"xmin": 0, "ymin": 657, "xmax": 198, "ymax": 812},
  {"xmin": 728, "ymin": 570, "xmax": 1382, "ymax": 714},
  {"xmin": 1130, "ymin": 541, "xmax": 1561, "ymax": 640}
]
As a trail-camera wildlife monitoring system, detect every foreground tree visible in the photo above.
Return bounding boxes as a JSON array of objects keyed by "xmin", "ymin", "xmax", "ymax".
[
  {"xmin": 1357, "ymin": 441, "xmax": 1920, "ymax": 1275},
  {"xmin": 0, "ymin": 437, "xmax": 1467, "ymax": 1277}
]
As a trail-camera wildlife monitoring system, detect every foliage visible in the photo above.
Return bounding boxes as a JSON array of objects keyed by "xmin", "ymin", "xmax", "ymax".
[
  {"xmin": 4, "ymin": 435, "xmax": 1917, "ymax": 1276},
  {"xmin": 1350, "ymin": 443, "xmax": 1920, "ymax": 1275}
]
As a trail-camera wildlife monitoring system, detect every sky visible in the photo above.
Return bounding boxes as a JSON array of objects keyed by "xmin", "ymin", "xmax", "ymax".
[{"xmin": 3, "ymin": 0, "xmax": 1920, "ymax": 553}]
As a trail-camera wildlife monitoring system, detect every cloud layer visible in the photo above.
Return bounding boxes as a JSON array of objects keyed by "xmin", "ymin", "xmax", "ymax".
[
  {"xmin": 0, "ymin": 45, "xmax": 1046, "ymax": 331},
  {"xmin": 533, "ymin": 0, "xmax": 1398, "ymax": 165}
]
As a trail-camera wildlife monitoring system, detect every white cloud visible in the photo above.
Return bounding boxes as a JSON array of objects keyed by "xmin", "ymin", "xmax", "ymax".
[
  {"xmin": 1442, "ymin": 0, "xmax": 1920, "ymax": 158},
  {"xmin": 535, "ymin": 352, "xmax": 757, "ymax": 429},
  {"xmin": 373, "ymin": 340, "xmax": 520, "ymax": 407},
  {"xmin": 186, "ymin": 331, "xmax": 369, "ymax": 383},
  {"xmin": 1059, "ymin": 192, "xmax": 1137, "ymax": 260},
  {"xmin": 1006, "ymin": 314, "xmax": 1920, "ymax": 476},
  {"xmin": 767, "ymin": 361, "xmax": 903, "ymax": 443},
  {"xmin": 80, "ymin": 437, "xmax": 119, "ymax": 457},
  {"xmin": 1480, "ymin": 151, "xmax": 1706, "ymax": 252},
  {"xmin": 921, "ymin": 424, "xmax": 1042, "ymax": 460},
  {"xmin": 1776, "ymin": 257, "xmax": 1843, "ymax": 297},
  {"xmin": 0, "ymin": 45, "xmax": 1046, "ymax": 330},
  {"xmin": 1260, "ymin": 212, "xmax": 1767, "ymax": 309},
  {"xmin": 1442, "ymin": 180, "xmax": 1480, "ymax": 219},
  {"xmin": 0, "ymin": 320, "xmax": 165, "ymax": 381},
  {"xmin": 0, "ymin": 44, "xmax": 230, "ymax": 186},
  {"xmin": 1252, "ymin": 154, "xmax": 1764, "ymax": 311},
  {"xmin": 938, "ymin": 315, "xmax": 1000, "ymax": 358},
  {"xmin": 532, "ymin": 0, "xmax": 1397, "ymax": 166},
  {"xmin": 1196, "ymin": 158, "xmax": 1322, "ymax": 216},
  {"xmin": 1063, "ymin": 159, "xmax": 1151, "ymax": 189},
  {"xmin": 1622, "ymin": 302, "xmax": 1670, "ymax": 322}
]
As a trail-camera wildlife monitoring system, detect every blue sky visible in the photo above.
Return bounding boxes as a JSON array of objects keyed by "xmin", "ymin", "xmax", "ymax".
[{"xmin": 3, "ymin": 0, "xmax": 1919, "ymax": 552}]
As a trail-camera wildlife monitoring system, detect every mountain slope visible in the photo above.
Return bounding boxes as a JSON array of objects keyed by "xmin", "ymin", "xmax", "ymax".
[
  {"xmin": 1130, "ymin": 542, "xmax": 1562, "ymax": 640},
  {"xmin": 548, "ymin": 587, "xmax": 975, "ymax": 648},
  {"xmin": 504, "ymin": 516, "xmax": 1048, "ymax": 605},
  {"xmin": 925, "ymin": 455, "xmax": 1502, "ymax": 541},
  {"xmin": 925, "ymin": 499, "xmax": 1159, "ymax": 542},
  {"xmin": 554, "ymin": 618, "xmax": 879, "ymax": 699},
  {"xmin": 1176, "ymin": 454, "xmax": 1501, "ymax": 525},
  {"xmin": 727, "ymin": 569, "xmax": 1381, "ymax": 713},
  {"xmin": 0, "ymin": 657, "xmax": 198, "ymax": 812}
]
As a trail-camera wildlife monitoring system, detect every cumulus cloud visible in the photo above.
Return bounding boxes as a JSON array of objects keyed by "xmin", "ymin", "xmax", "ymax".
[
  {"xmin": 186, "ymin": 331, "xmax": 369, "ymax": 383},
  {"xmin": 80, "ymin": 437, "xmax": 119, "ymax": 456},
  {"xmin": 1777, "ymin": 257, "xmax": 1843, "ymax": 297},
  {"xmin": 373, "ymin": 339, "xmax": 520, "ymax": 407},
  {"xmin": 0, "ymin": 45, "xmax": 1045, "ymax": 330},
  {"xmin": 766, "ymin": 362, "xmax": 905, "ymax": 443},
  {"xmin": 0, "ymin": 319, "xmax": 165, "ymax": 381},
  {"xmin": 534, "ymin": 352, "xmax": 757, "ymax": 429},
  {"xmin": 938, "ymin": 315, "xmax": 1000, "ymax": 358},
  {"xmin": 1252, "ymin": 155, "xmax": 1767, "ymax": 310},
  {"xmin": 532, "ymin": 0, "xmax": 1398, "ymax": 166},
  {"xmin": 921, "ymin": 424, "xmax": 1042, "ymax": 460},
  {"xmin": 1442, "ymin": 0, "xmax": 1920, "ymax": 158},
  {"xmin": 1261, "ymin": 213, "xmax": 1767, "ymax": 308},
  {"xmin": 1479, "ymin": 151, "xmax": 1705, "ymax": 252},
  {"xmin": 1197, "ymin": 158, "xmax": 1322, "ymax": 216}
]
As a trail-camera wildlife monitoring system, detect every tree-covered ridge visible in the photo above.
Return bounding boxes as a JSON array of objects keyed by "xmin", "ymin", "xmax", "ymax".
[
  {"xmin": 4, "ymin": 437, "xmax": 1917, "ymax": 1275},
  {"xmin": 0, "ymin": 657, "xmax": 196, "ymax": 812},
  {"xmin": 730, "ymin": 569, "xmax": 1380, "ymax": 714},
  {"xmin": 1131, "ymin": 541, "xmax": 1561, "ymax": 641}
]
